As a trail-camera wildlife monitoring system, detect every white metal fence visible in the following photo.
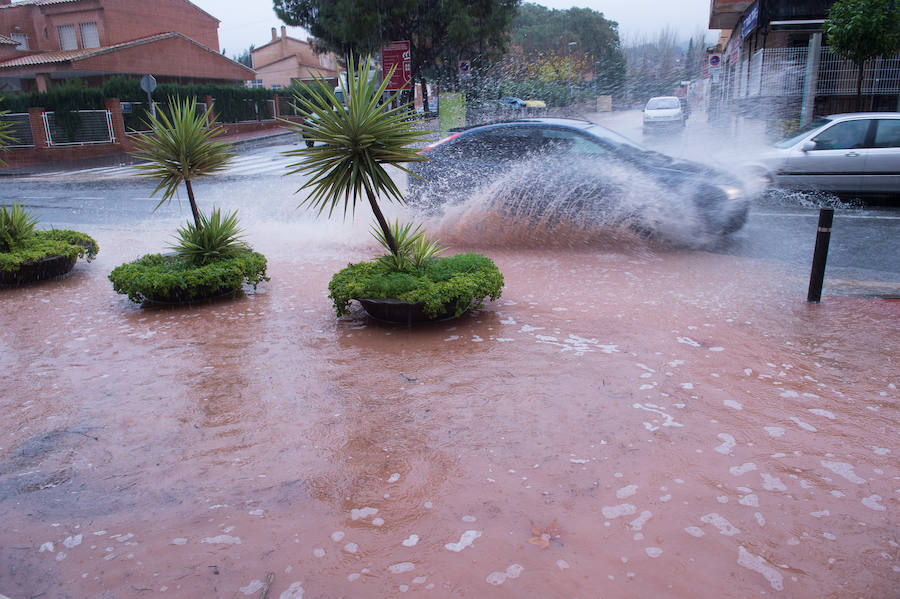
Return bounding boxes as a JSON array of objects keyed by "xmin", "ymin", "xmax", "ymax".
[
  {"xmin": 736, "ymin": 47, "xmax": 900, "ymax": 98},
  {"xmin": 0, "ymin": 112, "xmax": 34, "ymax": 147},
  {"xmin": 42, "ymin": 109, "xmax": 115, "ymax": 146}
]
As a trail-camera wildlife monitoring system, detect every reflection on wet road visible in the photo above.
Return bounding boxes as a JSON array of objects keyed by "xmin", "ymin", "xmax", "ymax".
[{"xmin": 1, "ymin": 219, "xmax": 897, "ymax": 597}]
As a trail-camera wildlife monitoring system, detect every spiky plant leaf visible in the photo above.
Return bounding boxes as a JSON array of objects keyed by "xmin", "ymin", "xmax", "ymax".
[
  {"xmin": 130, "ymin": 97, "xmax": 235, "ymax": 222},
  {"xmin": 0, "ymin": 105, "xmax": 18, "ymax": 168},
  {"xmin": 282, "ymin": 54, "xmax": 430, "ymax": 220},
  {"xmin": 0, "ymin": 203, "xmax": 39, "ymax": 251},
  {"xmin": 171, "ymin": 207, "xmax": 249, "ymax": 266}
]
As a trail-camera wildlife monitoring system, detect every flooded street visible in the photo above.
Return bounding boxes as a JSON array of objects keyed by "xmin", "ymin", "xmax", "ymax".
[{"xmin": 1, "ymin": 212, "xmax": 897, "ymax": 598}]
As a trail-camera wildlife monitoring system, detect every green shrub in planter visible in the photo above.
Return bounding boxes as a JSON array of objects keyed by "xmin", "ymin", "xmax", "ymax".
[
  {"xmin": 108, "ymin": 250, "xmax": 268, "ymax": 304},
  {"xmin": 329, "ymin": 253, "xmax": 503, "ymax": 318},
  {"xmin": 285, "ymin": 56, "xmax": 505, "ymax": 320},
  {"xmin": 112, "ymin": 98, "xmax": 268, "ymax": 305},
  {"xmin": 0, "ymin": 204, "xmax": 98, "ymax": 284}
]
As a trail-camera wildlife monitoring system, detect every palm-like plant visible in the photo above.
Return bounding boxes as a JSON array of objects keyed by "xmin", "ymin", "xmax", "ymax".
[
  {"xmin": 130, "ymin": 97, "xmax": 234, "ymax": 228},
  {"xmin": 0, "ymin": 104, "xmax": 18, "ymax": 168},
  {"xmin": 284, "ymin": 55, "xmax": 430, "ymax": 256}
]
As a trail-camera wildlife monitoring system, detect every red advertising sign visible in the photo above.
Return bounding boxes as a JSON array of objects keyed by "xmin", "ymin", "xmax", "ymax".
[{"xmin": 382, "ymin": 40, "xmax": 411, "ymax": 91}]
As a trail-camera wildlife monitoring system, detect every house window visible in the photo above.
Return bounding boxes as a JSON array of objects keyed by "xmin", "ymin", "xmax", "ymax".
[
  {"xmin": 57, "ymin": 24, "xmax": 77, "ymax": 50},
  {"xmin": 271, "ymin": 83, "xmax": 283, "ymax": 90},
  {"xmin": 10, "ymin": 33, "xmax": 28, "ymax": 50},
  {"xmin": 79, "ymin": 22, "xmax": 99, "ymax": 49},
  {"xmin": 247, "ymin": 79, "xmax": 263, "ymax": 89}
]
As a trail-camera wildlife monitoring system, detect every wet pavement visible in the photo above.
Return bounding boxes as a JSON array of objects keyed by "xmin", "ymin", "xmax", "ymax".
[{"xmin": 1, "ymin": 210, "xmax": 898, "ymax": 598}]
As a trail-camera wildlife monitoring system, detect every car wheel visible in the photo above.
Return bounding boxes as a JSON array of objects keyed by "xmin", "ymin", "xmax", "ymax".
[
  {"xmin": 305, "ymin": 138, "xmax": 314, "ymax": 148},
  {"xmin": 721, "ymin": 205, "xmax": 749, "ymax": 235}
]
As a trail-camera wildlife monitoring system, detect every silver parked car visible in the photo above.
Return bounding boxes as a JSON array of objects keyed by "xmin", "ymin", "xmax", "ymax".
[{"xmin": 753, "ymin": 113, "xmax": 900, "ymax": 195}]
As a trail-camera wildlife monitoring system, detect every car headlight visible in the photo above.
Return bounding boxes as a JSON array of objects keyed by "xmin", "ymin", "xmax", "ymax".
[{"xmin": 718, "ymin": 185, "xmax": 743, "ymax": 201}]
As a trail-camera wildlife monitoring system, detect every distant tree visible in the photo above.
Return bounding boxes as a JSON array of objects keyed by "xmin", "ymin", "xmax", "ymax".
[
  {"xmin": 510, "ymin": 3, "xmax": 625, "ymax": 95},
  {"xmin": 272, "ymin": 0, "xmax": 521, "ymax": 111},
  {"xmin": 825, "ymin": 0, "xmax": 900, "ymax": 106},
  {"xmin": 623, "ymin": 28, "xmax": 685, "ymax": 103},
  {"xmin": 233, "ymin": 45, "xmax": 255, "ymax": 68}
]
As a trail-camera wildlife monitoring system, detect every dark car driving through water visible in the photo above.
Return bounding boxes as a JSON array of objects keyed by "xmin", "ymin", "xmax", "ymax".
[{"xmin": 406, "ymin": 118, "xmax": 750, "ymax": 238}]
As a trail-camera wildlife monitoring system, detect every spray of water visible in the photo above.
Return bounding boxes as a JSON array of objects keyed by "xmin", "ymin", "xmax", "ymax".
[{"xmin": 411, "ymin": 154, "xmax": 735, "ymax": 250}]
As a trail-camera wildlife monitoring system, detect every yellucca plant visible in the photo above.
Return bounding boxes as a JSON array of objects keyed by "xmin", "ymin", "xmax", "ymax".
[
  {"xmin": 283, "ymin": 54, "xmax": 430, "ymax": 257},
  {"xmin": 0, "ymin": 103, "xmax": 18, "ymax": 168},
  {"xmin": 130, "ymin": 97, "xmax": 234, "ymax": 228},
  {"xmin": 171, "ymin": 207, "xmax": 249, "ymax": 266},
  {"xmin": 0, "ymin": 203, "xmax": 38, "ymax": 251}
]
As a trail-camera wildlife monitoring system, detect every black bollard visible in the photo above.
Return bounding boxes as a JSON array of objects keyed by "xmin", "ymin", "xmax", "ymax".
[{"xmin": 807, "ymin": 208, "xmax": 834, "ymax": 303}]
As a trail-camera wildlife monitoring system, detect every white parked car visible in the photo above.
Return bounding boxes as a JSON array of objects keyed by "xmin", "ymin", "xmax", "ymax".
[
  {"xmin": 751, "ymin": 113, "xmax": 900, "ymax": 195},
  {"xmin": 642, "ymin": 96, "xmax": 684, "ymax": 134}
]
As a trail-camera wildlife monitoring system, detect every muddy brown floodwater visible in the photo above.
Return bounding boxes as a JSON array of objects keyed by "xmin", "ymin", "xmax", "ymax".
[{"xmin": 1, "ymin": 217, "xmax": 897, "ymax": 599}]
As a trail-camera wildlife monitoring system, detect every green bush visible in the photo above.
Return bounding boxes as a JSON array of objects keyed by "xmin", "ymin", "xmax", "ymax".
[
  {"xmin": 328, "ymin": 253, "xmax": 504, "ymax": 318},
  {"xmin": 0, "ymin": 229, "xmax": 98, "ymax": 272},
  {"xmin": 108, "ymin": 250, "xmax": 268, "ymax": 304}
]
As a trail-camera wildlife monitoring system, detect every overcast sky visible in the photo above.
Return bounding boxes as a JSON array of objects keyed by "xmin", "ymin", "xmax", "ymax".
[{"xmin": 190, "ymin": 0, "xmax": 716, "ymax": 59}]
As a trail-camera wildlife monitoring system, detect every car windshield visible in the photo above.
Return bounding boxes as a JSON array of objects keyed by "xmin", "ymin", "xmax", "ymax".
[
  {"xmin": 583, "ymin": 123, "xmax": 675, "ymax": 166},
  {"xmin": 646, "ymin": 98, "xmax": 679, "ymax": 110},
  {"xmin": 773, "ymin": 117, "xmax": 831, "ymax": 148}
]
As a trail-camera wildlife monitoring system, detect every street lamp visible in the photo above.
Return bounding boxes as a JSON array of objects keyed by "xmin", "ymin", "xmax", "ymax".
[{"xmin": 567, "ymin": 41, "xmax": 577, "ymax": 105}]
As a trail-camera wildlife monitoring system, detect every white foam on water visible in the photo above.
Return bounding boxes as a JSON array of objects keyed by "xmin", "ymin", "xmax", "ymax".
[
  {"xmin": 413, "ymin": 576, "xmax": 427, "ymax": 584},
  {"xmin": 388, "ymin": 562, "xmax": 415, "ymax": 574},
  {"xmin": 402, "ymin": 534, "xmax": 419, "ymax": 547},
  {"xmin": 684, "ymin": 526, "xmax": 705, "ymax": 537},
  {"xmin": 737, "ymin": 546, "xmax": 784, "ymax": 591},
  {"xmin": 617, "ymin": 485, "xmax": 639, "ymax": 499},
  {"xmin": 780, "ymin": 390, "xmax": 799, "ymax": 398},
  {"xmin": 629, "ymin": 511, "xmax": 653, "ymax": 531},
  {"xmin": 861, "ymin": 495, "xmax": 886, "ymax": 511},
  {"xmin": 351, "ymin": 507, "xmax": 379, "ymax": 520},
  {"xmin": 63, "ymin": 535, "xmax": 83, "ymax": 548},
  {"xmin": 790, "ymin": 417, "xmax": 817, "ymax": 432},
  {"xmin": 343, "ymin": 542, "xmax": 358, "ymax": 553},
  {"xmin": 739, "ymin": 494, "xmax": 759, "ymax": 507},
  {"xmin": 445, "ymin": 530, "xmax": 482, "ymax": 552},
  {"xmin": 388, "ymin": 473, "xmax": 401, "ymax": 483},
  {"xmin": 372, "ymin": 518, "xmax": 385, "ymax": 526},
  {"xmin": 701, "ymin": 513, "xmax": 741, "ymax": 536},
  {"xmin": 730, "ymin": 462, "xmax": 758, "ymax": 476},
  {"xmin": 872, "ymin": 447, "xmax": 890, "ymax": 455},
  {"xmin": 724, "ymin": 400, "xmax": 743, "ymax": 410},
  {"xmin": 331, "ymin": 531, "xmax": 345, "ymax": 542},
  {"xmin": 602, "ymin": 504, "xmax": 637, "ymax": 519},
  {"xmin": 645, "ymin": 547, "xmax": 663, "ymax": 558},
  {"xmin": 200, "ymin": 535, "xmax": 241, "ymax": 545},
  {"xmin": 240, "ymin": 580, "xmax": 265, "ymax": 595},
  {"xmin": 248, "ymin": 509, "xmax": 264, "ymax": 517},
  {"xmin": 347, "ymin": 573, "xmax": 360, "ymax": 582},
  {"xmin": 754, "ymin": 512, "xmax": 766, "ymax": 526},
  {"xmin": 820, "ymin": 461, "xmax": 866, "ymax": 484},
  {"xmin": 677, "ymin": 337, "xmax": 700, "ymax": 347},
  {"xmin": 809, "ymin": 409, "xmax": 835, "ymax": 420},
  {"xmin": 715, "ymin": 433, "xmax": 736, "ymax": 455},
  {"xmin": 486, "ymin": 564, "xmax": 524, "ymax": 586},
  {"xmin": 680, "ymin": 383, "xmax": 694, "ymax": 390},
  {"xmin": 810, "ymin": 510, "xmax": 830, "ymax": 518},
  {"xmin": 570, "ymin": 458, "xmax": 589, "ymax": 464},
  {"xmin": 709, "ymin": 347, "xmax": 725, "ymax": 352},
  {"xmin": 556, "ymin": 559, "xmax": 570, "ymax": 570},
  {"xmin": 279, "ymin": 582, "xmax": 304, "ymax": 599},
  {"xmin": 633, "ymin": 403, "xmax": 683, "ymax": 428},
  {"xmin": 462, "ymin": 515, "xmax": 477, "ymax": 522},
  {"xmin": 313, "ymin": 548, "xmax": 325, "ymax": 558},
  {"xmin": 171, "ymin": 538, "xmax": 187, "ymax": 545},
  {"xmin": 761, "ymin": 473, "xmax": 788, "ymax": 492},
  {"xmin": 764, "ymin": 427, "xmax": 785, "ymax": 438}
]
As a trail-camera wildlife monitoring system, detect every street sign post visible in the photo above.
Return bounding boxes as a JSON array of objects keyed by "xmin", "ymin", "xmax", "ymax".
[
  {"xmin": 382, "ymin": 41, "xmax": 411, "ymax": 91},
  {"xmin": 140, "ymin": 74, "xmax": 157, "ymax": 118}
]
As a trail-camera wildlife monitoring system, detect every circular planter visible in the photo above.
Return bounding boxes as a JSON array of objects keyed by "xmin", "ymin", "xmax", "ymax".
[
  {"xmin": 0, "ymin": 254, "xmax": 77, "ymax": 286},
  {"xmin": 357, "ymin": 298, "xmax": 465, "ymax": 324},
  {"xmin": 141, "ymin": 285, "xmax": 241, "ymax": 306}
]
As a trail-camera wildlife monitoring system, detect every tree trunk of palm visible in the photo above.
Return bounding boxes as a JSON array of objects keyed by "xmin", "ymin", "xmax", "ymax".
[
  {"xmin": 421, "ymin": 75, "xmax": 429, "ymax": 114},
  {"xmin": 363, "ymin": 179, "xmax": 399, "ymax": 256},
  {"xmin": 184, "ymin": 179, "xmax": 203, "ymax": 229}
]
